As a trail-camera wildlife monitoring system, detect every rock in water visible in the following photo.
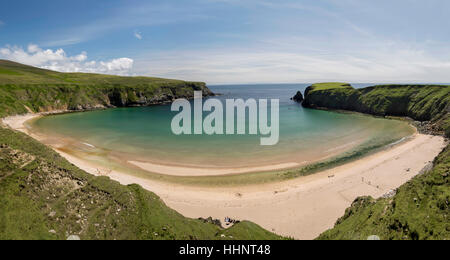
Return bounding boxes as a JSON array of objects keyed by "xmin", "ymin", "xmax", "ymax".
[{"xmin": 291, "ymin": 91, "xmax": 304, "ymax": 103}]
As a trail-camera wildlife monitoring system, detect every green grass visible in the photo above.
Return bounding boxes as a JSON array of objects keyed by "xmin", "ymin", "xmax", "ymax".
[
  {"xmin": 0, "ymin": 59, "xmax": 187, "ymax": 85},
  {"xmin": 0, "ymin": 68, "xmax": 23, "ymax": 76},
  {"xmin": 0, "ymin": 117, "xmax": 282, "ymax": 240},
  {"xmin": 306, "ymin": 82, "xmax": 352, "ymax": 92}
]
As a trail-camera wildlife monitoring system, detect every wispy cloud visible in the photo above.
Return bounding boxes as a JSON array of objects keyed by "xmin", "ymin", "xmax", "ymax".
[
  {"xmin": 126, "ymin": 0, "xmax": 450, "ymax": 84},
  {"xmin": 133, "ymin": 39, "xmax": 450, "ymax": 84},
  {"xmin": 134, "ymin": 30, "xmax": 143, "ymax": 40},
  {"xmin": 3, "ymin": 0, "xmax": 450, "ymax": 84},
  {"xmin": 0, "ymin": 44, "xmax": 134, "ymax": 75},
  {"xmin": 255, "ymin": 0, "xmax": 376, "ymax": 39},
  {"xmin": 43, "ymin": 38, "xmax": 83, "ymax": 48},
  {"xmin": 42, "ymin": 3, "xmax": 210, "ymax": 47}
]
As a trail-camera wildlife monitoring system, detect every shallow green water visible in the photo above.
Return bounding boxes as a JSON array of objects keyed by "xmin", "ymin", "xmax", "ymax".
[{"xmin": 31, "ymin": 84, "xmax": 415, "ymax": 170}]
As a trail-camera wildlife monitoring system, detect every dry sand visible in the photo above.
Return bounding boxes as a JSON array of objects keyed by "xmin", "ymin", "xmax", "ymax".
[{"xmin": 3, "ymin": 113, "xmax": 447, "ymax": 239}]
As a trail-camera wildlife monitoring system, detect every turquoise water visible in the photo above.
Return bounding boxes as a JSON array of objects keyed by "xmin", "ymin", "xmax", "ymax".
[{"xmin": 31, "ymin": 84, "xmax": 414, "ymax": 169}]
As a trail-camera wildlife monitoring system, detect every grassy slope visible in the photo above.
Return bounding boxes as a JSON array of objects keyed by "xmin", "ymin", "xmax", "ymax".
[
  {"xmin": 0, "ymin": 127, "xmax": 281, "ymax": 240},
  {"xmin": 302, "ymin": 83, "xmax": 450, "ymax": 240},
  {"xmin": 0, "ymin": 59, "xmax": 189, "ymax": 85},
  {"xmin": 0, "ymin": 60, "xmax": 212, "ymax": 117},
  {"xmin": 0, "ymin": 60, "xmax": 281, "ymax": 240},
  {"xmin": 305, "ymin": 82, "xmax": 353, "ymax": 92}
]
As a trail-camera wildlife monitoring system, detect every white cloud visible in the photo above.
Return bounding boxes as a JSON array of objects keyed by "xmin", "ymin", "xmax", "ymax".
[
  {"xmin": 134, "ymin": 31, "xmax": 142, "ymax": 40},
  {"xmin": 133, "ymin": 41, "xmax": 450, "ymax": 84},
  {"xmin": 27, "ymin": 44, "xmax": 40, "ymax": 53},
  {"xmin": 0, "ymin": 44, "xmax": 134, "ymax": 75}
]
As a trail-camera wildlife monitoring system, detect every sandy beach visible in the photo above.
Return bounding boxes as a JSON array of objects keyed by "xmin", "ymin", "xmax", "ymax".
[{"xmin": 3, "ymin": 113, "xmax": 447, "ymax": 239}]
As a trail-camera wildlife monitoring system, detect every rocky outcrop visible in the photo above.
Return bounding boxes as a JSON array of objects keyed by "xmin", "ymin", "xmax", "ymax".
[
  {"xmin": 302, "ymin": 85, "xmax": 359, "ymax": 111},
  {"xmin": 291, "ymin": 91, "xmax": 304, "ymax": 103}
]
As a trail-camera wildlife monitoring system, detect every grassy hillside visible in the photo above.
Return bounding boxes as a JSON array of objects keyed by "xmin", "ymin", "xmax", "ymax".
[
  {"xmin": 302, "ymin": 83, "xmax": 450, "ymax": 240},
  {"xmin": 0, "ymin": 127, "xmax": 281, "ymax": 240},
  {"xmin": 304, "ymin": 82, "xmax": 353, "ymax": 93},
  {"xmin": 0, "ymin": 60, "xmax": 281, "ymax": 240},
  {"xmin": 0, "ymin": 59, "xmax": 192, "ymax": 85},
  {"xmin": 303, "ymin": 83, "xmax": 450, "ymax": 137},
  {"xmin": 0, "ymin": 60, "xmax": 213, "ymax": 117}
]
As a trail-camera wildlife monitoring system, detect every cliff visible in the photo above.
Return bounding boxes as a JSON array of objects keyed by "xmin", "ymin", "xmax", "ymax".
[
  {"xmin": 302, "ymin": 83, "xmax": 450, "ymax": 137},
  {"xmin": 0, "ymin": 59, "xmax": 213, "ymax": 117},
  {"xmin": 302, "ymin": 83, "xmax": 450, "ymax": 240}
]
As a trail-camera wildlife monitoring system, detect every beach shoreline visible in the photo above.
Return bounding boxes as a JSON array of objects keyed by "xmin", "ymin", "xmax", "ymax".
[
  {"xmin": 129, "ymin": 160, "xmax": 303, "ymax": 176},
  {"xmin": 10, "ymin": 110, "xmax": 417, "ymax": 178},
  {"xmin": 2, "ymin": 112, "xmax": 447, "ymax": 239}
]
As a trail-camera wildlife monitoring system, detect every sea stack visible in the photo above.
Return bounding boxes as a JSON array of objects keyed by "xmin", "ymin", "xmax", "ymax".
[{"xmin": 291, "ymin": 91, "xmax": 304, "ymax": 103}]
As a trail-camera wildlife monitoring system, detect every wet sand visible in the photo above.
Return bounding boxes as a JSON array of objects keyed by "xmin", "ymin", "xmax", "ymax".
[{"xmin": 129, "ymin": 161, "xmax": 302, "ymax": 176}]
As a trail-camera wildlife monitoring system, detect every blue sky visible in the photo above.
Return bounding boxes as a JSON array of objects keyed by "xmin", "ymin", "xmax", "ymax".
[{"xmin": 0, "ymin": 0, "xmax": 449, "ymax": 84}]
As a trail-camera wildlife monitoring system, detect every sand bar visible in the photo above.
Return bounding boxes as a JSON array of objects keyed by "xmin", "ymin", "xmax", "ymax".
[
  {"xmin": 3, "ymin": 113, "xmax": 447, "ymax": 239},
  {"xmin": 129, "ymin": 161, "xmax": 301, "ymax": 176}
]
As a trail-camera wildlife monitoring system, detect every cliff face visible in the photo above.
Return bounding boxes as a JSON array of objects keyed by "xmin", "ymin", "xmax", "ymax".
[
  {"xmin": 0, "ymin": 82, "xmax": 212, "ymax": 117},
  {"xmin": 106, "ymin": 82, "xmax": 213, "ymax": 107},
  {"xmin": 302, "ymin": 83, "xmax": 450, "ymax": 137},
  {"xmin": 0, "ymin": 60, "xmax": 214, "ymax": 117}
]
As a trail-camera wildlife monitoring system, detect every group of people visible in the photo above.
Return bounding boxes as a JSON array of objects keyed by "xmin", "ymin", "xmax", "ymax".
[{"xmin": 224, "ymin": 217, "xmax": 239, "ymax": 225}]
